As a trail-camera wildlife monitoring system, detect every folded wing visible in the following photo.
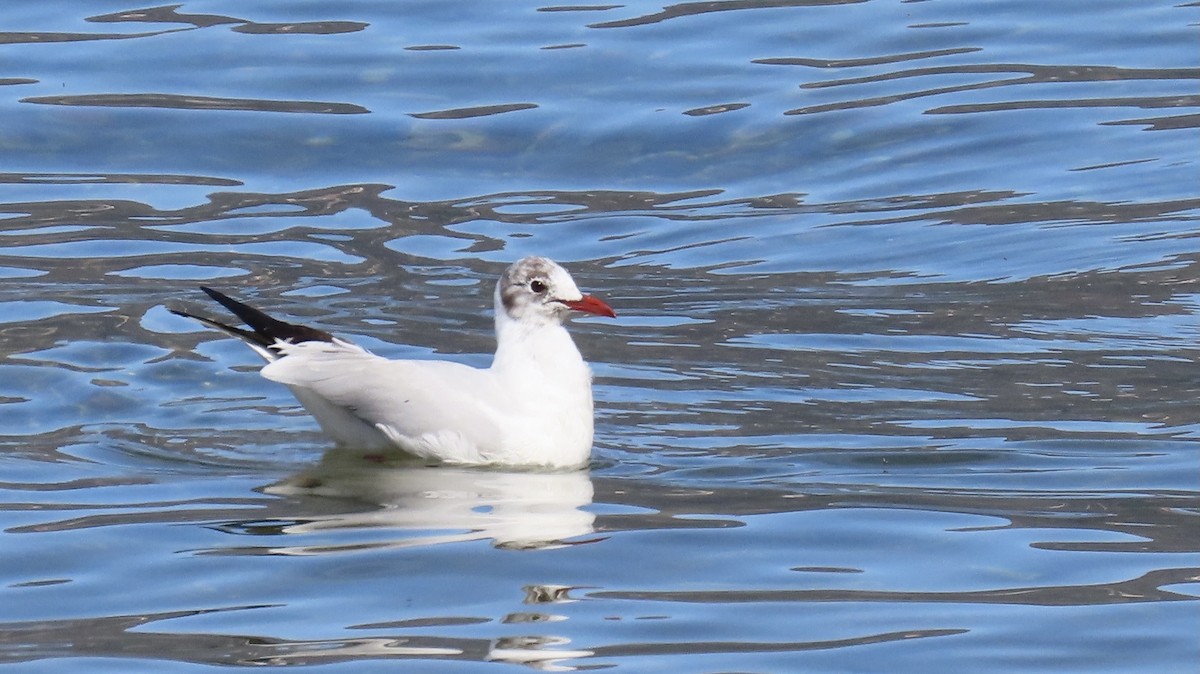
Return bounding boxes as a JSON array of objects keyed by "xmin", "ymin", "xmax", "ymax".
[{"xmin": 263, "ymin": 340, "xmax": 511, "ymax": 462}]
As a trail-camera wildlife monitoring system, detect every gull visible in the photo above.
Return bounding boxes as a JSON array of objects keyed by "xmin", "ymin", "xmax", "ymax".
[{"xmin": 172, "ymin": 256, "xmax": 615, "ymax": 469}]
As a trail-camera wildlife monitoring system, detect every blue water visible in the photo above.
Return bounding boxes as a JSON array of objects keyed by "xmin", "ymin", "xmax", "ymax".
[{"xmin": 1, "ymin": 1, "xmax": 1198, "ymax": 671}]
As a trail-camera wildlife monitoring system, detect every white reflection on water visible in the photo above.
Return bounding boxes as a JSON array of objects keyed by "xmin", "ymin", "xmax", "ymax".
[{"xmin": 258, "ymin": 452, "xmax": 596, "ymax": 552}]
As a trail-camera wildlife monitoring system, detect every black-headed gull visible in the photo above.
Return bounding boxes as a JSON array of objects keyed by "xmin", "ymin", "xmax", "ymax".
[{"xmin": 172, "ymin": 256, "xmax": 615, "ymax": 468}]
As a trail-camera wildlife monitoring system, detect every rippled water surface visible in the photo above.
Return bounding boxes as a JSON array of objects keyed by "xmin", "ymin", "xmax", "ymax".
[{"xmin": 2, "ymin": 1, "xmax": 1198, "ymax": 671}]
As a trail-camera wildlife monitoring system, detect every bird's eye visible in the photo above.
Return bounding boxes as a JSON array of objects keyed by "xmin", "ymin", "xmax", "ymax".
[{"xmin": 529, "ymin": 279, "xmax": 548, "ymax": 293}]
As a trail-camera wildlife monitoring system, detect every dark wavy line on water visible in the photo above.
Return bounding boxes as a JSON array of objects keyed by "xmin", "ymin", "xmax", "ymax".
[
  {"xmin": 589, "ymin": 567, "xmax": 1200, "ymax": 606},
  {"xmin": 755, "ymin": 47, "xmax": 982, "ymax": 68},
  {"xmin": 927, "ymin": 95, "xmax": 1200, "ymax": 115},
  {"xmin": 0, "ymin": 29, "xmax": 186, "ymax": 45},
  {"xmin": 84, "ymin": 5, "xmax": 368, "ymax": 34},
  {"xmin": 409, "ymin": 103, "xmax": 539, "ymax": 119},
  {"xmin": 589, "ymin": 628, "xmax": 970, "ymax": 658},
  {"xmin": 0, "ymin": 605, "xmax": 469, "ymax": 667},
  {"xmin": 683, "ymin": 103, "xmax": 751, "ymax": 116},
  {"xmin": 805, "ymin": 64, "xmax": 1200, "ymax": 87},
  {"xmin": 87, "ymin": 5, "xmax": 246, "ymax": 27},
  {"xmin": 784, "ymin": 63, "xmax": 1200, "ymax": 115},
  {"xmin": 1105, "ymin": 113, "xmax": 1200, "ymax": 131},
  {"xmin": 20, "ymin": 93, "xmax": 369, "ymax": 115},
  {"xmin": 230, "ymin": 21, "xmax": 368, "ymax": 35},
  {"xmin": 538, "ymin": 5, "xmax": 624, "ymax": 12},
  {"xmin": 588, "ymin": 0, "xmax": 866, "ymax": 28},
  {"xmin": 0, "ymin": 173, "xmax": 242, "ymax": 187}
]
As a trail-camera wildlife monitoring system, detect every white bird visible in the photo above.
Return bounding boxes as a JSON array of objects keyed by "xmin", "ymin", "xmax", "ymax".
[{"xmin": 172, "ymin": 256, "xmax": 615, "ymax": 469}]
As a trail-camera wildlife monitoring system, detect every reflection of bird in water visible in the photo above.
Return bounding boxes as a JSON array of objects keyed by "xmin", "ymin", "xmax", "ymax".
[
  {"xmin": 172, "ymin": 256, "xmax": 615, "ymax": 468},
  {"xmin": 262, "ymin": 450, "xmax": 597, "ymax": 551}
]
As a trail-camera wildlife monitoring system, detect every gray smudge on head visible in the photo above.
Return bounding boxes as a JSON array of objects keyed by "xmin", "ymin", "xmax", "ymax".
[{"xmin": 498, "ymin": 256, "xmax": 557, "ymax": 316}]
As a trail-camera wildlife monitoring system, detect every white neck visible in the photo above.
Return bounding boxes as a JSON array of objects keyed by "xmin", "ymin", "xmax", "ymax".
[
  {"xmin": 491, "ymin": 311, "xmax": 584, "ymax": 377},
  {"xmin": 487, "ymin": 290, "xmax": 597, "ymax": 465}
]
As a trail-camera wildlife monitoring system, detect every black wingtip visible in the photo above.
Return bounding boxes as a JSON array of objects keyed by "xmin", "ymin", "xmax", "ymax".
[
  {"xmin": 199, "ymin": 286, "xmax": 262, "ymax": 324},
  {"xmin": 170, "ymin": 305, "xmax": 271, "ymax": 347},
  {"xmin": 178, "ymin": 287, "xmax": 337, "ymax": 348}
]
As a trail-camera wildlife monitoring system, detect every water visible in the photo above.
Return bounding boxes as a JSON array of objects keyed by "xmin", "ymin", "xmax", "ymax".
[{"xmin": 1, "ymin": 0, "xmax": 1198, "ymax": 671}]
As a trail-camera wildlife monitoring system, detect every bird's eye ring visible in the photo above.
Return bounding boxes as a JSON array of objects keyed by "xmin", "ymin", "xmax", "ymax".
[{"xmin": 529, "ymin": 279, "xmax": 548, "ymax": 293}]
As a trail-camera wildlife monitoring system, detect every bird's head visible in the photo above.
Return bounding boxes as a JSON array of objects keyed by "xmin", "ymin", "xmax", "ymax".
[{"xmin": 496, "ymin": 256, "xmax": 616, "ymax": 326}]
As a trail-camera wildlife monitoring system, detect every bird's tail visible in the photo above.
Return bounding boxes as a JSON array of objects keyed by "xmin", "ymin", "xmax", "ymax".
[{"xmin": 171, "ymin": 286, "xmax": 335, "ymax": 360}]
